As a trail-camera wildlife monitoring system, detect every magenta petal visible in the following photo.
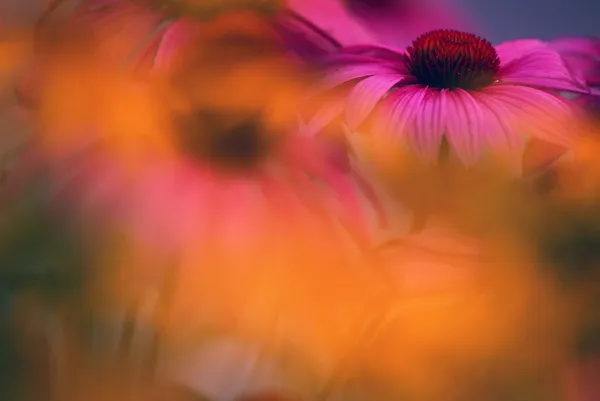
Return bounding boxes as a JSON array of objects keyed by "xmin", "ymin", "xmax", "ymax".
[
  {"xmin": 549, "ymin": 37, "xmax": 600, "ymax": 87},
  {"xmin": 486, "ymin": 85, "xmax": 576, "ymax": 147},
  {"xmin": 337, "ymin": 44, "xmax": 409, "ymax": 63},
  {"xmin": 443, "ymin": 89, "xmax": 485, "ymax": 166},
  {"xmin": 344, "ymin": 0, "xmax": 477, "ymax": 49},
  {"xmin": 153, "ymin": 20, "xmax": 198, "ymax": 71},
  {"xmin": 549, "ymin": 36, "xmax": 600, "ymax": 56},
  {"xmin": 273, "ymin": 10, "xmax": 342, "ymax": 60},
  {"xmin": 495, "ymin": 39, "xmax": 547, "ymax": 65},
  {"xmin": 307, "ymin": 62, "xmax": 402, "ymax": 97},
  {"xmin": 286, "ymin": 0, "xmax": 377, "ymax": 46},
  {"xmin": 499, "ymin": 48, "xmax": 590, "ymax": 94},
  {"xmin": 345, "ymin": 74, "xmax": 405, "ymax": 129}
]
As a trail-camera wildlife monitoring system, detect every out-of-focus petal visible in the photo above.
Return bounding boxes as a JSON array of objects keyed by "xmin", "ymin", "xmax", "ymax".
[
  {"xmin": 272, "ymin": 10, "xmax": 342, "ymax": 61},
  {"xmin": 485, "ymin": 84, "xmax": 577, "ymax": 147},
  {"xmin": 305, "ymin": 60, "xmax": 401, "ymax": 98},
  {"xmin": 499, "ymin": 48, "xmax": 590, "ymax": 94},
  {"xmin": 343, "ymin": 0, "xmax": 478, "ymax": 49},
  {"xmin": 549, "ymin": 36, "xmax": 600, "ymax": 88},
  {"xmin": 152, "ymin": 20, "xmax": 200, "ymax": 71},
  {"xmin": 495, "ymin": 39, "xmax": 547, "ymax": 65},
  {"xmin": 345, "ymin": 73, "xmax": 404, "ymax": 129},
  {"xmin": 285, "ymin": 0, "xmax": 376, "ymax": 46}
]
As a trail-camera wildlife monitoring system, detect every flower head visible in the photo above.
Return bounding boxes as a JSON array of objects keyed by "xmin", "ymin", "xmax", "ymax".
[
  {"xmin": 312, "ymin": 29, "xmax": 592, "ymax": 167},
  {"xmin": 405, "ymin": 30, "xmax": 499, "ymax": 90}
]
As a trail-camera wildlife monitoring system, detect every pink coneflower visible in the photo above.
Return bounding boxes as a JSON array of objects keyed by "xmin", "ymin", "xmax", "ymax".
[
  {"xmin": 16, "ymin": 0, "xmax": 389, "ymax": 227},
  {"xmin": 313, "ymin": 29, "xmax": 593, "ymax": 167},
  {"xmin": 7, "ymin": 51, "xmax": 387, "ymax": 381}
]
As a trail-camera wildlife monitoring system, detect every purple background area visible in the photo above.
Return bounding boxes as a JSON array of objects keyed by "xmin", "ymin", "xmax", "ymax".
[{"xmin": 459, "ymin": 0, "xmax": 600, "ymax": 43}]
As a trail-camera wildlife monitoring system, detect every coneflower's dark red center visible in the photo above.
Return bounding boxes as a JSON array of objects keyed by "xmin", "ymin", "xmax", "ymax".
[{"xmin": 406, "ymin": 29, "xmax": 500, "ymax": 90}]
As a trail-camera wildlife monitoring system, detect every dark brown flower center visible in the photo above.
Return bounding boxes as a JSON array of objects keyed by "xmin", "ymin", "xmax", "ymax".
[
  {"xmin": 406, "ymin": 29, "xmax": 500, "ymax": 90},
  {"xmin": 177, "ymin": 110, "xmax": 272, "ymax": 172}
]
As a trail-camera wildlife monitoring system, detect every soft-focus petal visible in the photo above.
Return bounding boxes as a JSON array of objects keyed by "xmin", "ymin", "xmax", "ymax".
[
  {"xmin": 272, "ymin": 9, "xmax": 342, "ymax": 61},
  {"xmin": 521, "ymin": 138, "xmax": 569, "ymax": 176},
  {"xmin": 549, "ymin": 36, "xmax": 600, "ymax": 87},
  {"xmin": 495, "ymin": 39, "xmax": 547, "ymax": 65},
  {"xmin": 306, "ymin": 60, "xmax": 402, "ymax": 97},
  {"xmin": 343, "ymin": 0, "xmax": 478, "ymax": 49},
  {"xmin": 286, "ymin": 0, "xmax": 376, "ymax": 46},
  {"xmin": 152, "ymin": 20, "xmax": 199, "ymax": 71},
  {"xmin": 499, "ymin": 48, "xmax": 590, "ymax": 94},
  {"xmin": 444, "ymin": 89, "xmax": 484, "ymax": 166},
  {"xmin": 486, "ymin": 85, "xmax": 576, "ymax": 147},
  {"xmin": 345, "ymin": 73, "xmax": 405, "ymax": 129},
  {"xmin": 303, "ymin": 97, "xmax": 345, "ymax": 134}
]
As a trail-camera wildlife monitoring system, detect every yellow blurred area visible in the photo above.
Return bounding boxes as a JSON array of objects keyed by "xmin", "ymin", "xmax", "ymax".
[
  {"xmin": 357, "ymin": 228, "xmax": 578, "ymax": 400},
  {"xmin": 553, "ymin": 128, "xmax": 600, "ymax": 201},
  {"xmin": 84, "ymin": 211, "xmax": 388, "ymax": 393},
  {"xmin": 79, "ymin": 216, "xmax": 588, "ymax": 399},
  {"xmin": 28, "ymin": 11, "xmax": 322, "ymax": 170}
]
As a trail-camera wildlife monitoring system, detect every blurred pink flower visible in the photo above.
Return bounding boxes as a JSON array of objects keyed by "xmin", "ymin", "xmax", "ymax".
[
  {"xmin": 312, "ymin": 29, "xmax": 592, "ymax": 166},
  {"xmin": 288, "ymin": 0, "xmax": 477, "ymax": 49}
]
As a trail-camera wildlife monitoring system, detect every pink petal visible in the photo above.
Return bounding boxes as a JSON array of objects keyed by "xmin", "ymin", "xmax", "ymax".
[
  {"xmin": 406, "ymin": 88, "xmax": 446, "ymax": 164},
  {"xmin": 304, "ymin": 97, "xmax": 346, "ymax": 134},
  {"xmin": 344, "ymin": 0, "xmax": 478, "ymax": 49},
  {"xmin": 499, "ymin": 48, "xmax": 590, "ymax": 94},
  {"xmin": 345, "ymin": 73, "xmax": 406, "ymax": 129},
  {"xmin": 153, "ymin": 20, "xmax": 199, "ymax": 71},
  {"xmin": 272, "ymin": 10, "xmax": 342, "ymax": 60},
  {"xmin": 563, "ymin": 56, "xmax": 600, "ymax": 87},
  {"xmin": 495, "ymin": 39, "xmax": 547, "ymax": 65},
  {"xmin": 337, "ymin": 44, "xmax": 409, "ymax": 62},
  {"xmin": 549, "ymin": 36, "xmax": 600, "ymax": 56},
  {"xmin": 485, "ymin": 85, "xmax": 576, "ymax": 147},
  {"xmin": 469, "ymin": 91, "xmax": 522, "ymax": 153},
  {"xmin": 306, "ymin": 61, "xmax": 402, "ymax": 98},
  {"xmin": 286, "ymin": 0, "xmax": 377, "ymax": 46},
  {"xmin": 550, "ymin": 37, "xmax": 600, "ymax": 85},
  {"xmin": 374, "ymin": 85, "xmax": 425, "ymax": 139},
  {"xmin": 444, "ymin": 89, "xmax": 485, "ymax": 166}
]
